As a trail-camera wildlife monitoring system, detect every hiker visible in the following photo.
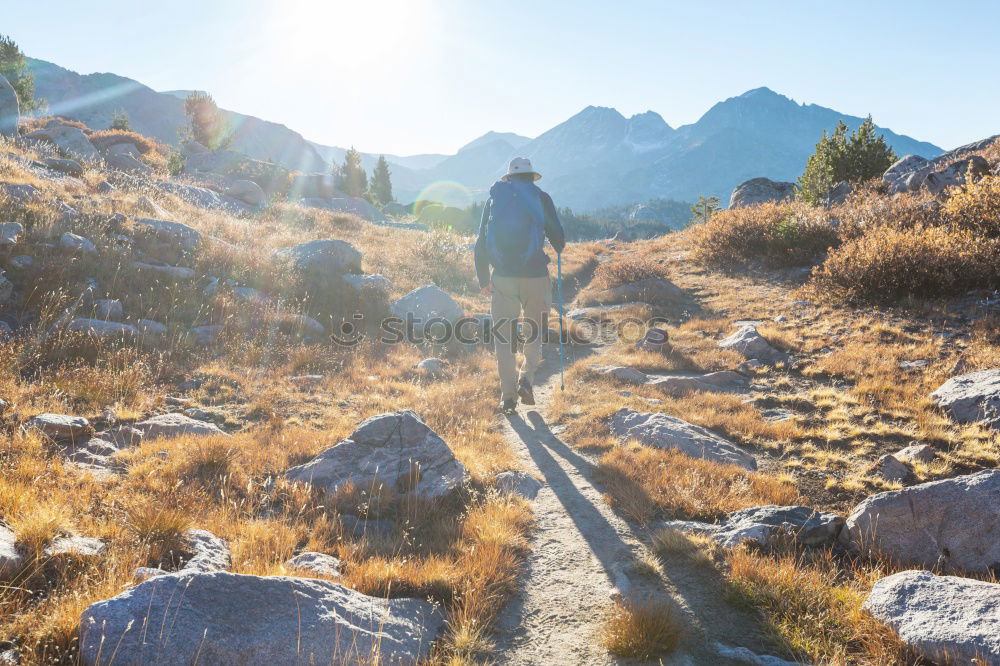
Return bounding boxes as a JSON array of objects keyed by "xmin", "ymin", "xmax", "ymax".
[{"xmin": 475, "ymin": 157, "xmax": 566, "ymax": 415}]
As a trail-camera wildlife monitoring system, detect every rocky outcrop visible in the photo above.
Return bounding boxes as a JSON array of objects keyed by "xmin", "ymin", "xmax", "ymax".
[
  {"xmin": 224, "ymin": 179, "xmax": 266, "ymax": 207},
  {"xmin": 0, "ymin": 523, "xmax": 23, "ymax": 581},
  {"xmin": 27, "ymin": 413, "xmax": 93, "ymax": 441},
  {"xmin": 286, "ymin": 552, "xmax": 342, "ymax": 577},
  {"xmin": 728, "ymin": 177, "xmax": 795, "ymax": 208},
  {"xmin": 931, "ymin": 368, "xmax": 1000, "ymax": 428},
  {"xmin": 924, "ymin": 155, "xmax": 990, "ymax": 197},
  {"xmin": 60, "ymin": 232, "xmax": 97, "ymax": 255},
  {"xmin": 845, "ymin": 469, "xmax": 1000, "ymax": 574},
  {"xmin": 609, "ymin": 408, "xmax": 757, "ymax": 470},
  {"xmin": 78, "ymin": 571, "xmax": 443, "ymax": 666},
  {"xmin": 26, "ymin": 121, "xmax": 101, "ymax": 162},
  {"xmin": 286, "ymin": 410, "xmax": 468, "ymax": 499},
  {"xmin": 133, "ymin": 413, "xmax": 228, "ymax": 440},
  {"xmin": 663, "ymin": 505, "xmax": 844, "ymax": 549},
  {"xmin": 0, "ymin": 75, "xmax": 18, "ymax": 138},
  {"xmin": 273, "ymin": 239, "xmax": 363, "ymax": 283},
  {"xmin": 863, "ymin": 570, "xmax": 1000, "ymax": 664},
  {"xmin": 719, "ymin": 325, "xmax": 790, "ymax": 365},
  {"xmin": 0, "ymin": 222, "xmax": 23, "ymax": 249},
  {"xmin": 67, "ymin": 318, "xmax": 139, "ymax": 340}
]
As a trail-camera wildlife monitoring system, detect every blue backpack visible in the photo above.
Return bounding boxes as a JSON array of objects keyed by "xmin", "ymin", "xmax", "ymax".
[{"xmin": 485, "ymin": 179, "xmax": 546, "ymax": 273}]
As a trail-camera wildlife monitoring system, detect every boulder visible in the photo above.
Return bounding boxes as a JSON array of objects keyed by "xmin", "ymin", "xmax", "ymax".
[
  {"xmin": 136, "ymin": 194, "xmax": 170, "ymax": 218},
  {"xmin": 189, "ymin": 324, "xmax": 223, "ymax": 346},
  {"xmin": 823, "ymin": 180, "xmax": 853, "ymax": 206},
  {"xmin": 133, "ymin": 413, "xmax": 228, "ymax": 440},
  {"xmin": 390, "ymin": 286, "xmax": 464, "ymax": 335},
  {"xmin": 286, "ymin": 410, "xmax": 469, "ymax": 499},
  {"xmin": 182, "ymin": 140, "xmax": 209, "ymax": 155},
  {"xmin": 78, "ymin": 571, "xmax": 443, "ymax": 666},
  {"xmin": 44, "ymin": 536, "xmax": 106, "ymax": 559},
  {"xmin": 179, "ymin": 529, "xmax": 231, "ymax": 572},
  {"xmin": 649, "ymin": 371, "xmax": 748, "ymax": 396},
  {"xmin": 869, "ymin": 454, "xmax": 913, "ymax": 483},
  {"xmin": 0, "ymin": 523, "xmax": 23, "ymax": 581},
  {"xmin": 577, "ymin": 277, "xmax": 689, "ymax": 310},
  {"xmin": 883, "ymin": 154, "xmax": 934, "ymax": 193},
  {"xmin": 415, "ymin": 358, "xmax": 449, "ymax": 378},
  {"xmin": 0, "ymin": 74, "xmax": 18, "ymax": 138},
  {"xmin": 728, "ymin": 177, "xmax": 796, "ymax": 208},
  {"xmin": 664, "ymin": 505, "xmax": 844, "ymax": 549},
  {"xmin": 27, "ymin": 122, "xmax": 101, "ymax": 162},
  {"xmin": 157, "ymin": 181, "xmax": 250, "ymax": 213},
  {"xmin": 595, "ymin": 365, "xmax": 649, "ymax": 384},
  {"xmin": 273, "ymin": 239, "xmax": 362, "ymax": 282},
  {"xmin": 278, "ymin": 314, "xmax": 326, "ymax": 339},
  {"xmin": 495, "ymin": 470, "xmax": 544, "ymax": 500},
  {"xmin": 636, "ymin": 327, "xmax": 670, "ymax": 353},
  {"xmin": 863, "ymin": 570, "xmax": 1000, "ymax": 665},
  {"xmin": 719, "ymin": 325, "xmax": 790, "ymax": 365},
  {"xmin": 383, "ymin": 201, "xmax": 409, "ymax": 216},
  {"xmin": 340, "ymin": 515, "xmax": 396, "ymax": 538},
  {"xmin": 931, "ymin": 368, "xmax": 1000, "ymax": 429},
  {"xmin": 94, "ymin": 299, "xmax": 123, "ymax": 321},
  {"xmin": 67, "ymin": 318, "xmax": 139, "ymax": 340},
  {"xmin": 225, "ymin": 179, "xmax": 266, "ymax": 207},
  {"xmin": 343, "ymin": 272, "xmax": 392, "ymax": 293},
  {"xmin": 566, "ymin": 303, "xmax": 646, "ymax": 322},
  {"xmin": 132, "ymin": 261, "xmax": 196, "ymax": 280},
  {"xmin": 925, "ymin": 155, "xmax": 990, "ymax": 197},
  {"xmin": 8, "ymin": 255, "xmax": 33, "ymax": 272},
  {"xmin": 326, "ymin": 196, "xmax": 388, "ymax": 222},
  {"xmin": 286, "ymin": 552, "xmax": 342, "ymax": 577},
  {"xmin": 609, "ymin": 408, "xmax": 757, "ymax": 470},
  {"xmin": 43, "ymin": 157, "xmax": 84, "ymax": 177},
  {"xmin": 27, "ymin": 413, "xmax": 92, "ymax": 441},
  {"xmin": 232, "ymin": 286, "xmax": 266, "ymax": 304},
  {"xmin": 845, "ymin": 469, "xmax": 1000, "ymax": 573},
  {"xmin": 106, "ymin": 150, "xmax": 151, "ymax": 175},
  {"xmin": 0, "ymin": 222, "xmax": 24, "ymax": 249},
  {"xmin": 135, "ymin": 319, "xmax": 167, "ymax": 338},
  {"xmin": 894, "ymin": 443, "xmax": 936, "ymax": 464},
  {"xmin": 131, "ymin": 217, "xmax": 202, "ymax": 259},
  {"xmin": 0, "ymin": 182, "xmax": 39, "ymax": 203},
  {"xmin": 60, "ymin": 232, "xmax": 97, "ymax": 255}
]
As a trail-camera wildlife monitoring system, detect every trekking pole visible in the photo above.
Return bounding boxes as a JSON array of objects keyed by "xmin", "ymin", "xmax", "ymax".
[{"xmin": 557, "ymin": 251, "xmax": 565, "ymax": 391}]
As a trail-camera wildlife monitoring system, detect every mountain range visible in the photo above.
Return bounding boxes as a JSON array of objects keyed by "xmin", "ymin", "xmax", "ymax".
[{"xmin": 27, "ymin": 58, "xmax": 943, "ymax": 210}]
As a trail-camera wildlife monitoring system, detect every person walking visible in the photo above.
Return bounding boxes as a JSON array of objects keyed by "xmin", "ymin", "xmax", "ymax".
[{"xmin": 474, "ymin": 157, "xmax": 565, "ymax": 414}]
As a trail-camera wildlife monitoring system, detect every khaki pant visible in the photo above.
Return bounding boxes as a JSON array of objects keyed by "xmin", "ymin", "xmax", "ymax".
[{"xmin": 491, "ymin": 274, "xmax": 552, "ymax": 401}]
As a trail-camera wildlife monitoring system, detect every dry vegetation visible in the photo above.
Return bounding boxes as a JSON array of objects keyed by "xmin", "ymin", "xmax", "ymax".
[{"xmin": 0, "ymin": 133, "xmax": 550, "ymax": 664}]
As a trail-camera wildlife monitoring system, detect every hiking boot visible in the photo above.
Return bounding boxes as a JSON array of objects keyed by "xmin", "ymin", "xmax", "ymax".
[
  {"xmin": 500, "ymin": 398, "xmax": 517, "ymax": 415},
  {"xmin": 517, "ymin": 377, "xmax": 535, "ymax": 406}
]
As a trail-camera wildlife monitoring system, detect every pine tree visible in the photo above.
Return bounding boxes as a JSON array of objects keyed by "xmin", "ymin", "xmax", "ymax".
[
  {"xmin": 0, "ymin": 34, "xmax": 43, "ymax": 113},
  {"xmin": 691, "ymin": 195, "xmax": 721, "ymax": 223},
  {"xmin": 335, "ymin": 147, "xmax": 368, "ymax": 198},
  {"xmin": 798, "ymin": 116, "xmax": 896, "ymax": 204},
  {"xmin": 369, "ymin": 155, "xmax": 393, "ymax": 204},
  {"xmin": 183, "ymin": 91, "xmax": 232, "ymax": 150}
]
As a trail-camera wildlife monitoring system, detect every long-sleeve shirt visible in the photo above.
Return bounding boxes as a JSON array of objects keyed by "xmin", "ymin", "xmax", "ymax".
[{"xmin": 474, "ymin": 188, "xmax": 566, "ymax": 288}]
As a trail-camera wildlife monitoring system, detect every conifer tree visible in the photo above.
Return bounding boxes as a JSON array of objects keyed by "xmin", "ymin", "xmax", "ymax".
[{"xmin": 369, "ymin": 155, "xmax": 393, "ymax": 204}]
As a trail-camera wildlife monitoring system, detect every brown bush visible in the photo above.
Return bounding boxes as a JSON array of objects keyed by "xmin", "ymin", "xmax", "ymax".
[
  {"xmin": 831, "ymin": 186, "xmax": 942, "ymax": 239},
  {"xmin": 942, "ymin": 173, "xmax": 1000, "ymax": 237},
  {"xmin": 811, "ymin": 224, "xmax": 1000, "ymax": 303},
  {"xmin": 88, "ymin": 130, "xmax": 172, "ymax": 171},
  {"xmin": 17, "ymin": 116, "xmax": 89, "ymax": 133},
  {"xmin": 591, "ymin": 256, "xmax": 670, "ymax": 289},
  {"xmin": 691, "ymin": 201, "xmax": 839, "ymax": 268}
]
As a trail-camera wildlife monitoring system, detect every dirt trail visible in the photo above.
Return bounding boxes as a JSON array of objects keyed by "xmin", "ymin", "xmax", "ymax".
[{"xmin": 492, "ymin": 345, "xmax": 783, "ymax": 666}]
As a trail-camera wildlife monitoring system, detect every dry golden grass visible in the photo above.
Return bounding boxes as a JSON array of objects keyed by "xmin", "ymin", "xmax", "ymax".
[
  {"xmin": 601, "ymin": 597, "xmax": 685, "ymax": 659},
  {"xmin": 595, "ymin": 445, "xmax": 799, "ymax": 524},
  {"xmin": 590, "ymin": 255, "xmax": 670, "ymax": 290}
]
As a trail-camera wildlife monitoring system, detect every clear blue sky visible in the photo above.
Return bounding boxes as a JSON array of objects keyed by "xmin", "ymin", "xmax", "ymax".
[{"xmin": 4, "ymin": 0, "xmax": 998, "ymax": 155}]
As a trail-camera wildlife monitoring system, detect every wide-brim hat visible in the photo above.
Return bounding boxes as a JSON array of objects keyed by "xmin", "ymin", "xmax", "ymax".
[{"xmin": 501, "ymin": 156, "xmax": 541, "ymax": 181}]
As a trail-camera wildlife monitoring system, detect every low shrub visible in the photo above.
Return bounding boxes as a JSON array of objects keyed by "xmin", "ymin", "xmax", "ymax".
[
  {"xmin": 591, "ymin": 256, "xmax": 671, "ymax": 289},
  {"xmin": 811, "ymin": 224, "xmax": 1000, "ymax": 303},
  {"xmin": 691, "ymin": 201, "xmax": 839, "ymax": 268},
  {"xmin": 831, "ymin": 185, "xmax": 941, "ymax": 239},
  {"xmin": 88, "ymin": 129, "xmax": 172, "ymax": 171},
  {"xmin": 602, "ymin": 598, "xmax": 684, "ymax": 659},
  {"xmin": 942, "ymin": 173, "xmax": 1000, "ymax": 237}
]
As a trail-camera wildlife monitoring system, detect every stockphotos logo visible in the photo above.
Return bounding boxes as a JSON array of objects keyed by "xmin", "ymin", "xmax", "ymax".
[{"xmin": 330, "ymin": 313, "xmax": 669, "ymax": 347}]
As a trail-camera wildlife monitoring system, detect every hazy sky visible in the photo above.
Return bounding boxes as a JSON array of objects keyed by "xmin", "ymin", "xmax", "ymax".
[{"xmin": 4, "ymin": 0, "xmax": 998, "ymax": 155}]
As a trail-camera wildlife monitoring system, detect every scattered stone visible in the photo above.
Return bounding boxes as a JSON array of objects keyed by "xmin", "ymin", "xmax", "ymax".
[
  {"xmin": 136, "ymin": 194, "xmax": 170, "ymax": 218},
  {"xmin": 286, "ymin": 410, "xmax": 469, "ymax": 499},
  {"xmin": 273, "ymin": 239, "xmax": 362, "ymax": 282},
  {"xmin": 728, "ymin": 177, "xmax": 795, "ymax": 208},
  {"xmin": 863, "ymin": 570, "xmax": 1000, "ymax": 664},
  {"xmin": 635, "ymin": 327, "xmax": 670, "ymax": 353},
  {"xmin": 845, "ymin": 469, "xmax": 1000, "ymax": 573},
  {"xmin": 100, "ymin": 425, "xmax": 144, "ymax": 448},
  {"xmin": 27, "ymin": 413, "xmax": 92, "ymax": 441},
  {"xmin": 67, "ymin": 318, "xmax": 139, "ymax": 340},
  {"xmin": 44, "ymin": 536, "xmax": 106, "ymax": 559},
  {"xmin": 96, "ymin": 180, "xmax": 115, "ymax": 193},
  {"xmin": 325, "ymin": 196, "xmax": 388, "ymax": 222},
  {"xmin": 7, "ymin": 255, "xmax": 33, "ymax": 272},
  {"xmin": 94, "ymin": 298, "xmax": 123, "ymax": 321},
  {"xmin": 495, "ymin": 471, "xmax": 543, "ymax": 500},
  {"xmin": 78, "ymin": 571, "xmax": 444, "ymax": 666},
  {"xmin": 133, "ymin": 413, "xmax": 227, "ymax": 440},
  {"xmin": 0, "ymin": 182, "xmax": 39, "ymax": 203},
  {"xmin": 664, "ymin": 505, "xmax": 844, "ymax": 549},
  {"xmin": 869, "ymin": 454, "xmax": 914, "ymax": 483},
  {"xmin": 931, "ymin": 368, "xmax": 1000, "ymax": 429},
  {"xmin": 0, "ymin": 75, "xmax": 18, "ymax": 138},
  {"xmin": 595, "ymin": 365, "xmax": 649, "ymax": 384},
  {"xmin": 0, "ymin": 523, "xmax": 23, "ymax": 581},
  {"xmin": 180, "ymin": 529, "xmax": 231, "ymax": 573},
  {"xmin": 225, "ymin": 179, "xmax": 266, "ymax": 207},
  {"xmin": 609, "ymin": 408, "xmax": 757, "ymax": 470},
  {"xmin": 277, "ymin": 314, "xmax": 326, "ymax": 339},
  {"xmin": 0, "ymin": 222, "xmax": 23, "ymax": 249},
  {"xmin": 60, "ymin": 232, "xmax": 97, "ymax": 255},
  {"xmin": 286, "ymin": 552, "xmax": 342, "ymax": 577},
  {"xmin": 899, "ymin": 359, "xmax": 930, "ymax": 371},
  {"xmin": 894, "ymin": 443, "xmax": 936, "ymax": 464},
  {"xmin": 415, "ymin": 358, "xmax": 449, "ymax": 378},
  {"xmin": 42, "ymin": 157, "xmax": 84, "ymax": 177},
  {"xmin": 719, "ymin": 325, "xmax": 790, "ymax": 365},
  {"xmin": 132, "ymin": 261, "xmax": 196, "ymax": 281},
  {"xmin": 883, "ymin": 154, "xmax": 934, "ymax": 193},
  {"xmin": 131, "ymin": 217, "xmax": 202, "ymax": 258},
  {"xmin": 390, "ymin": 286, "xmax": 464, "ymax": 335},
  {"xmin": 189, "ymin": 324, "xmax": 222, "ymax": 346},
  {"xmin": 711, "ymin": 642, "xmax": 802, "ymax": 666},
  {"xmin": 760, "ymin": 408, "xmax": 794, "ymax": 423},
  {"xmin": 343, "ymin": 272, "xmax": 392, "ymax": 292}
]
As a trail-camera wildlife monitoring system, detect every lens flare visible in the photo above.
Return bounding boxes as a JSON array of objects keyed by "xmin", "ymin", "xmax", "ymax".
[{"xmin": 413, "ymin": 181, "xmax": 474, "ymax": 211}]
